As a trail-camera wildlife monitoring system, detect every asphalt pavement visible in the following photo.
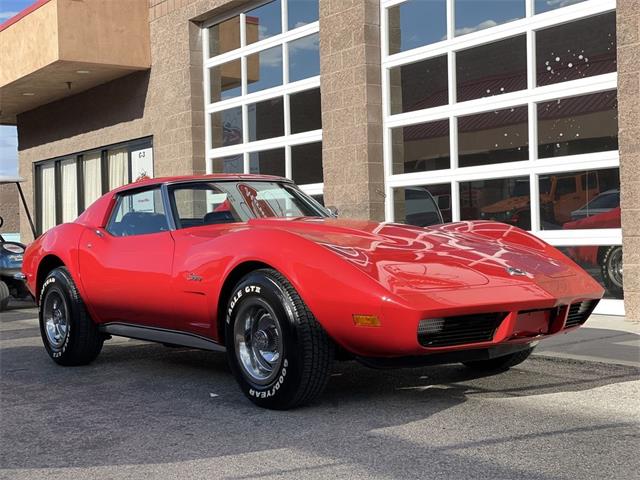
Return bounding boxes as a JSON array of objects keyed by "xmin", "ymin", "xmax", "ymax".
[{"xmin": 1, "ymin": 302, "xmax": 639, "ymax": 480}]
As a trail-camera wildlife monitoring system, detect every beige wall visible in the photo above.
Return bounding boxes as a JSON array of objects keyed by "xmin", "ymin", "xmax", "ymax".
[
  {"xmin": 0, "ymin": 184, "xmax": 20, "ymax": 236},
  {"xmin": 319, "ymin": 0, "xmax": 384, "ymax": 220},
  {"xmin": 617, "ymin": 1, "xmax": 640, "ymax": 321}
]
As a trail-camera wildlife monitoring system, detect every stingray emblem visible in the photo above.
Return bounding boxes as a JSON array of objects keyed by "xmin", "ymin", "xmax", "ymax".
[{"xmin": 506, "ymin": 267, "xmax": 528, "ymax": 276}]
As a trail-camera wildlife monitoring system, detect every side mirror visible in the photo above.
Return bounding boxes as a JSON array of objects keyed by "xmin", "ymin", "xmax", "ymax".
[{"xmin": 326, "ymin": 206, "xmax": 339, "ymax": 217}]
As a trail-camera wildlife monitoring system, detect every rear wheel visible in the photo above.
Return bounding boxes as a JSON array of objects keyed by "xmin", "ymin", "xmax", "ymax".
[
  {"xmin": 225, "ymin": 269, "xmax": 334, "ymax": 409},
  {"xmin": 39, "ymin": 267, "xmax": 103, "ymax": 366},
  {"xmin": 600, "ymin": 246, "xmax": 623, "ymax": 298},
  {"xmin": 0, "ymin": 280, "xmax": 9, "ymax": 311},
  {"xmin": 462, "ymin": 347, "xmax": 534, "ymax": 371}
]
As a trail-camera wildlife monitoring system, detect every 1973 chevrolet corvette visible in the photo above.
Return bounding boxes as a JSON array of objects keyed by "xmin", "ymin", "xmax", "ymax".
[{"xmin": 23, "ymin": 175, "xmax": 603, "ymax": 409}]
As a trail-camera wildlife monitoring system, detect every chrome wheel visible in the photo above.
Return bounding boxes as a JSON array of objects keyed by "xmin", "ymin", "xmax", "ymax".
[
  {"xmin": 234, "ymin": 301, "xmax": 283, "ymax": 385},
  {"xmin": 43, "ymin": 291, "xmax": 69, "ymax": 348},
  {"xmin": 608, "ymin": 247, "xmax": 623, "ymax": 288}
]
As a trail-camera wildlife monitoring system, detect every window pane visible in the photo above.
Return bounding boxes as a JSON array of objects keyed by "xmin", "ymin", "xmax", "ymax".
[
  {"xmin": 535, "ymin": 0, "xmax": 587, "ymax": 15},
  {"xmin": 209, "ymin": 59, "xmax": 242, "ymax": 103},
  {"xmin": 249, "ymin": 148, "xmax": 286, "ymax": 176},
  {"xmin": 248, "ymin": 97, "xmax": 284, "ymax": 141},
  {"xmin": 458, "ymin": 106, "xmax": 528, "ymax": 168},
  {"xmin": 290, "ymin": 88, "xmax": 321, "ymax": 134},
  {"xmin": 539, "ymin": 168, "xmax": 620, "ymax": 230},
  {"xmin": 538, "ymin": 91, "xmax": 618, "ymax": 159},
  {"xmin": 60, "ymin": 159, "xmax": 77, "ymax": 223},
  {"xmin": 172, "ymin": 184, "xmax": 239, "ymax": 228},
  {"xmin": 211, "ymin": 107, "xmax": 243, "ymax": 148},
  {"xmin": 247, "ymin": 46, "xmax": 283, "ymax": 93},
  {"xmin": 456, "ymin": 35, "xmax": 527, "ymax": 102},
  {"xmin": 391, "ymin": 120, "xmax": 450, "ymax": 174},
  {"xmin": 288, "ymin": 0, "xmax": 318, "ymax": 30},
  {"xmin": 246, "ymin": 0, "xmax": 282, "ymax": 45},
  {"xmin": 390, "ymin": 55, "xmax": 448, "ymax": 114},
  {"xmin": 536, "ymin": 12, "xmax": 617, "ymax": 87},
  {"xmin": 83, "ymin": 152, "xmax": 102, "ymax": 207},
  {"xmin": 558, "ymin": 245, "xmax": 623, "ymax": 299},
  {"xmin": 208, "ymin": 16, "xmax": 240, "ymax": 57},
  {"xmin": 311, "ymin": 194, "xmax": 324, "ymax": 206},
  {"xmin": 108, "ymin": 148, "xmax": 129, "ymax": 190},
  {"xmin": 288, "ymin": 33, "xmax": 319, "ymax": 82},
  {"xmin": 292, "ymin": 142, "xmax": 323, "ymax": 185},
  {"xmin": 388, "ymin": 0, "xmax": 447, "ymax": 54},
  {"xmin": 393, "ymin": 184, "xmax": 452, "ymax": 226},
  {"xmin": 455, "ymin": 0, "xmax": 525, "ymax": 36},
  {"xmin": 460, "ymin": 177, "xmax": 531, "ymax": 229},
  {"xmin": 212, "ymin": 155, "xmax": 244, "ymax": 173},
  {"xmin": 107, "ymin": 189, "xmax": 166, "ymax": 237},
  {"xmin": 40, "ymin": 163, "xmax": 56, "ymax": 231}
]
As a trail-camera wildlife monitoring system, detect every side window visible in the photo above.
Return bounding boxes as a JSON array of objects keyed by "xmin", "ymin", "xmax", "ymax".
[
  {"xmin": 107, "ymin": 188, "xmax": 168, "ymax": 236},
  {"xmin": 171, "ymin": 183, "xmax": 240, "ymax": 228}
]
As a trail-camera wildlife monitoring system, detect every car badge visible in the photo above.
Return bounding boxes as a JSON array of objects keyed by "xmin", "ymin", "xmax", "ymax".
[{"xmin": 506, "ymin": 267, "xmax": 528, "ymax": 276}]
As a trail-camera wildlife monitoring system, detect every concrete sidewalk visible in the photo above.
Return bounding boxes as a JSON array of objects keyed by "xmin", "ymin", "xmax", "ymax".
[{"xmin": 535, "ymin": 315, "xmax": 640, "ymax": 367}]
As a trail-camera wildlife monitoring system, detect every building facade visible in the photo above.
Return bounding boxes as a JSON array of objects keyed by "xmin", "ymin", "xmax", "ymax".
[{"xmin": 0, "ymin": 0, "xmax": 637, "ymax": 318}]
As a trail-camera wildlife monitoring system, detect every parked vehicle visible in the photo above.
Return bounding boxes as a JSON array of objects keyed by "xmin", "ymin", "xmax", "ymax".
[
  {"xmin": 570, "ymin": 189, "xmax": 619, "ymax": 222},
  {"xmin": 23, "ymin": 175, "xmax": 603, "ymax": 409},
  {"xmin": 480, "ymin": 173, "xmax": 601, "ymax": 228},
  {"xmin": 0, "ymin": 175, "xmax": 37, "ymax": 310},
  {"xmin": 564, "ymin": 206, "xmax": 622, "ymax": 298}
]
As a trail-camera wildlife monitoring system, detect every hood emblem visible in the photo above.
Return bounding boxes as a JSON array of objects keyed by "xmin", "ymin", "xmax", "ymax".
[{"xmin": 506, "ymin": 267, "xmax": 528, "ymax": 276}]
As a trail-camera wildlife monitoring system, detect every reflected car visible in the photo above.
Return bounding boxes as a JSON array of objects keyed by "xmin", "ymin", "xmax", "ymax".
[
  {"xmin": 564, "ymin": 206, "xmax": 622, "ymax": 298},
  {"xmin": 23, "ymin": 175, "xmax": 603, "ymax": 409},
  {"xmin": 570, "ymin": 189, "xmax": 619, "ymax": 222}
]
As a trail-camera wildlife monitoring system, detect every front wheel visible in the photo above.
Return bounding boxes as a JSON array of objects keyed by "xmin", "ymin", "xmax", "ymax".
[
  {"xmin": 462, "ymin": 347, "xmax": 534, "ymax": 371},
  {"xmin": 39, "ymin": 267, "xmax": 103, "ymax": 366},
  {"xmin": 225, "ymin": 269, "xmax": 334, "ymax": 409},
  {"xmin": 0, "ymin": 280, "xmax": 9, "ymax": 311}
]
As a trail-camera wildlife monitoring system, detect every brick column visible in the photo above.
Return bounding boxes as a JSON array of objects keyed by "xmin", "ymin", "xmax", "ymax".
[
  {"xmin": 617, "ymin": 1, "xmax": 640, "ymax": 321},
  {"xmin": 319, "ymin": 0, "xmax": 384, "ymax": 221}
]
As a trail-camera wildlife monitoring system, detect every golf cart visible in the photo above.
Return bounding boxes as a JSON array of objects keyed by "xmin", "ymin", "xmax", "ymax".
[{"xmin": 0, "ymin": 176, "xmax": 36, "ymax": 310}]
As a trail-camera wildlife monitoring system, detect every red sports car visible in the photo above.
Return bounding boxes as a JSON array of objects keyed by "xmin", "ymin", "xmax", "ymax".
[{"xmin": 23, "ymin": 175, "xmax": 603, "ymax": 409}]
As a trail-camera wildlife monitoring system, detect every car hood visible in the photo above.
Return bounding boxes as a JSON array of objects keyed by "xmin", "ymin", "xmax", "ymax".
[{"xmin": 248, "ymin": 218, "xmax": 575, "ymax": 296}]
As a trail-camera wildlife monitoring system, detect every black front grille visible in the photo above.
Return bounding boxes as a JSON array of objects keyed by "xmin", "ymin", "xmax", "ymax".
[
  {"xmin": 565, "ymin": 300, "xmax": 599, "ymax": 328},
  {"xmin": 418, "ymin": 312, "xmax": 507, "ymax": 347}
]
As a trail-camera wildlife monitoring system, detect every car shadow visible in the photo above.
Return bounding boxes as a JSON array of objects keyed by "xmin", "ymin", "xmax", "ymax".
[{"xmin": 1, "ymin": 336, "xmax": 638, "ymax": 478}]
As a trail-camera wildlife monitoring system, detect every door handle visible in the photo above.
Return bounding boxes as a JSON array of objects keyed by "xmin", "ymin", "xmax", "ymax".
[{"xmin": 95, "ymin": 229, "xmax": 104, "ymax": 238}]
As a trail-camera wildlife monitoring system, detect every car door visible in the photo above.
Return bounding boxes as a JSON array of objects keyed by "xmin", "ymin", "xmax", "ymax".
[{"xmin": 78, "ymin": 186, "xmax": 176, "ymax": 328}]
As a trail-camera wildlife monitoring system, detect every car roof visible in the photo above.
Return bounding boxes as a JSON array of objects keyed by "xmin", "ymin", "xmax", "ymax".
[{"xmin": 111, "ymin": 173, "xmax": 293, "ymax": 194}]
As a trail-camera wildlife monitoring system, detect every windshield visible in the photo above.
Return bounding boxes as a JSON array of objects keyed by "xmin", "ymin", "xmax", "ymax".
[{"xmin": 170, "ymin": 180, "xmax": 328, "ymax": 228}]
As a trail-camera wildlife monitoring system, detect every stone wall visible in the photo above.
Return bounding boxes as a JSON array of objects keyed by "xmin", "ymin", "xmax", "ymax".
[
  {"xmin": 617, "ymin": 1, "xmax": 640, "ymax": 321},
  {"xmin": 0, "ymin": 184, "xmax": 20, "ymax": 236}
]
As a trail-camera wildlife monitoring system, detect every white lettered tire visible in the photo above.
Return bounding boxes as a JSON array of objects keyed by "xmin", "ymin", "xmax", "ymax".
[{"xmin": 225, "ymin": 269, "xmax": 333, "ymax": 409}]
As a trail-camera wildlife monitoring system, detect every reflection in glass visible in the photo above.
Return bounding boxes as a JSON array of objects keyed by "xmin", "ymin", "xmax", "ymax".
[
  {"xmin": 536, "ymin": 12, "xmax": 616, "ymax": 87},
  {"xmin": 288, "ymin": 0, "xmax": 319, "ymax": 30},
  {"xmin": 248, "ymin": 97, "xmax": 284, "ymax": 141},
  {"xmin": 209, "ymin": 59, "xmax": 242, "ymax": 103},
  {"xmin": 388, "ymin": 0, "xmax": 447, "ymax": 54},
  {"xmin": 538, "ymin": 91, "xmax": 618, "ymax": 158},
  {"xmin": 456, "ymin": 35, "xmax": 527, "ymax": 102},
  {"xmin": 249, "ymin": 148, "xmax": 286, "ymax": 177},
  {"xmin": 211, "ymin": 155, "xmax": 244, "ymax": 173},
  {"xmin": 247, "ymin": 46, "xmax": 283, "ymax": 94},
  {"xmin": 292, "ymin": 142, "xmax": 323, "ymax": 185},
  {"xmin": 390, "ymin": 55, "xmax": 448, "ymax": 114},
  {"xmin": 311, "ymin": 194, "xmax": 324, "ymax": 206},
  {"xmin": 211, "ymin": 107, "xmax": 243, "ymax": 148},
  {"xmin": 288, "ymin": 33, "xmax": 320, "ymax": 82},
  {"xmin": 539, "ymin": 168, "xmax": 620, "ymax": 230},
  {"xmin": 393, "ymin": 184, "xmax": 452, "ymax": 226},
  {"xmin": 460, "ymin": 177, "xmax": 531, "ymax": 229},
  {"xmin": 535, "ymin": 0, "xmax": 586, "ymax": 14},
  {"xmin": 391, "ymin": 120, "xmax": 450, "ymax": 174},
  {"xmin": 246, "ymin": 0, "xmax": 281, "ymax": 45},
  {"xmin": 290, "ymin": 88, "xmax": 321, "ymax": 134},
  {"xmin": 209, "ymin": 16, "xmax": 240, "ymax": 57},
  {"xmin": 454, "ymin": 0, "xmax": 524, "ymax": 37},
  {"xmin": 458, "ymin": 106, "xmax": 528, "ymax": 168},
  {"xmin": 559, "ymin": 245, "xmax": 623, "ymax": 299}
]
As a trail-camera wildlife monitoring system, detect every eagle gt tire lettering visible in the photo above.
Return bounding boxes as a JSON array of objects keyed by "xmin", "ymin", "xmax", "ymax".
[{"xmin": 225, "ymin": 268, "xmax": 334, "ymax": 409}]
